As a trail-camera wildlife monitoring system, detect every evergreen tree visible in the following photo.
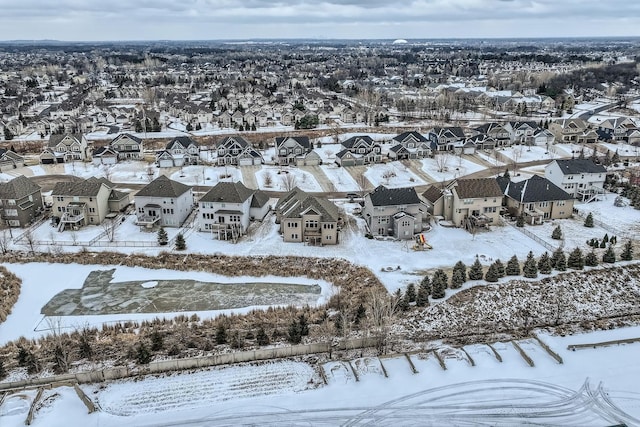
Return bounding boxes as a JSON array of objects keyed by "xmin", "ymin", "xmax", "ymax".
[
  {"xmin": 16, "ymin": 346, "xmax": 29, "ymax": 366},
  {"xmin": 256, "ymin": 327, "xmax": 270, "ymax": 346},
  {"xmin": 353, "ymin": 303, "xmax": 366, "ymax": 326},
  {"xmin": 416, "ymin": 276, "xmax": 430, "ymax": 307},
  {"xmin": 0, "ymin": 359, "xmax": 6, "ymax": 381},
  {"xmin": 599, "ymin": 239, "xmax": 607, "ymax": 248},
  {"xmin": 468, "ymin": 257, "xmax": 484, "ymax": 280},
  {"xmin": 152, "ymin": 117, "xmax": 161, "ymax": 132},
  {"xmin": 150, "ymin": 330, "xmax": 164, "ymax": 351},
  {"xmin": 620, "ymin": 240, "xmax": 633, "ymax": 261},
  {"xmin": 484, "ymin": 263, "xmax": 499, "ymax": 283},
  {"xmin": 503, "ymin": 169, "xmax": 510, "ymax": 178},
  {"xmin": 516, "ymin": 214, "xmax": 525, "ymax": 227},
  {"xmin": 506, "ymin": 255, "xmax": 521, "ymax": 276},
  {"xmin": 603, "ymin": 233, "xmax": 609, "ymax": 244},
  {"xmin": 523, "ymin": 251, "xmax": 538, "ymax": 278},
  {"xmin": 611, "ymin": 236, "xmax": 617, "ymax": 245},
  {"xmin": 186, "ymin": 123, "xmax": 193, "ymax": 132},
  {"xmin": 136, "ymin": 343, "xmax": 152, "ymax": 364},
  {"xmin": 567, "ymin": 247, "xmax": 585, "ymax": 270},
  {"xmin": 494, "ymin": 259, "xmax": 506, "ymax": 278},
  {"xmin": 584, "ymin": 212, "xmax": 594, "ymax": 227},
  {"xmin": 215, "ymin": 324, "xmax": 227, "ymax": 344},
  {"xmin": 287, "ymin": 319, "xmax": 303, "ymax": 344},
  {"xmin": 157, "ymin": 227, "xmax": 168, "ymax": 246},
  {"xmin": 552, "ymin": 248, "xmax": 567, "ymax": 271},
  {"xmin": 431, "ymin": 270, "xmax": 447, "ymax": 299},
  {"xmin": 585, "ymin": 249, "xmax": 599, "ymax": 267},
  {"xmin": 175, "ymin": 233, "xmax": 186, "ymax": 250},
  {"xmin": 551, "ymin": 225, "xmax": 563, "ymax": 240},
  {"xmin": 450, "ymin": 269, "xmax": 465, "ymax": 289},
  {"xmin": 538, "ymin": 252, "xmax": 553, "ymax": 274},
  {"xmin": 298, "ymin": 314, "xmax": 309, "ymax": 337},
  {"xmin": 453, "ymin": 261, "xmax": 467, "ymax": 282},
  {"xmin": 405, "ymin": 283, "xmax": 416, "ymax": 303},
  {"xmin": 602, "ymin": 244, "xmax": 616, "ymax": 264},
  {"xmin": 396, "ymin": 289, "xmax": 409, "ymax": 311}
]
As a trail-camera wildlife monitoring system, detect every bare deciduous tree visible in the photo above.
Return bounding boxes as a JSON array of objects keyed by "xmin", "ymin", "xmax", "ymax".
[
  {"xmin": 280, "ymin": 172, "xmax": 298, "ymax": 192},
  {"xmin": 434, "ymin": 152, "xmax": 451, "ymax": 173},
  {"xmin": 263, "ymin": 171, "xmax": 273, "ymax": 187},
  {"xmin": 22, "ymin": 228, "xmax": 37, "ymax": 255},
  {"xmin": 365, "ymin": 289, "xmax": 397, "ymax": 355},
  {"xmin": 0, "ymin": 229, "xmax": 11, "ymax": 254},
  {"xmin": 102, "ymin": 217, "xmax": 118, "ymax": 242}
]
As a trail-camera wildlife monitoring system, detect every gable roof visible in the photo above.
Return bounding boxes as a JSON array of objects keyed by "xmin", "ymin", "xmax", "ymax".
[
  {"xmin": 135, "ymin": 175, "xmax": 192, "ymax": 198},
  {"xmin": 502, "ymin": 175, "xmax": 573, "ymax": 203},
  {"xmin": 552, "ymin": 159, "xmax": 607, "ymax": 175},
  {"xmin": 393, "ymin": 131, "xmax": 427, "ymax": 144},
  {"xmin": 218, "ymin": 135, "xmax": 250, "ymax": 149},
  {"xmin": 251, "ymin": 190, "xmax": 270, "ymax": 208},
  {"xmin": 276, "ymin": 187, "xmax": 339, "ymax": 222},
  {"xmin": 166, "ymin": 136, "xmax": 198, "ymax": 150},
  {"xmin": 368, "ymin": 185, "xmax": 421, "ymax": 206},
  {"xmin": 275, "ymin": 136, "xmax": 311, "ymax": 149},
  {"xmin": 52, "ymin": 178, "xmax": 108, "ymax": 197},
  {"xmin": 0, "ymin": 175, "xmax": 41, "ymax": 200},
  {"xmin": 111, "ymin": 133, "xmax": 142, "ymax": 145},
  {"xmin": 454, "ymin": 178, "xmax": 503, "ymax": 199},
  {"xmin": 421, "ymin": 185, "xmax": 444, "ymax": 204},
  {"xmin": 342, "ymin": 135, "xmax": 374, "ymax": 149},
  {"xmin": 48, "ymin": 133, "xmax": 84, "ymax": 148},
  {"xmin": 200, "ymin": 181, "xmax": 254, "ymax": 204}
]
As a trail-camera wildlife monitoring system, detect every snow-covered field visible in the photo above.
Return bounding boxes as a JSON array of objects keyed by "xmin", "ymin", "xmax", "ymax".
[
  {"xmin": 255, "ymin": 166, "xmax": 322, "ymax": 192},
  {"xmin": 3, "ymin": 326, "xmax": 640, "ymax": 426},
  {"xmin": 364, "ymin": 162, "xmax": 426, "ymax": 188},
  {"xmin": 319, "ymin": 164, "xmax": 359, "ymax": 191},
  {"xmin": 169, "ymin": 164, "xmax": 243, "ymax": 187},
  {"xmin": 498, "ymin": 145, "xmax": 557, "ymax": 163},
  {"xmin": 420, "ymin": 155, "xmax": 486, "ymax": 181}
]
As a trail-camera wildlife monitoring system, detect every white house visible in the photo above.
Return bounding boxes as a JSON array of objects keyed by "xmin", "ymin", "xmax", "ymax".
[
  {"xmin": 135, "ymin": 175, "xmax": 194, "ymax": 228},
  {"xmin": 544, "ymin": 159, "xmax": 607, "ymax": 202}
]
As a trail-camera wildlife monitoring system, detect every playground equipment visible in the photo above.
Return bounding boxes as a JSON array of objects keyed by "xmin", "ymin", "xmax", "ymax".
[{"xmin": 412, "ymin": 233, "xmax": 432, "ymax": 251}]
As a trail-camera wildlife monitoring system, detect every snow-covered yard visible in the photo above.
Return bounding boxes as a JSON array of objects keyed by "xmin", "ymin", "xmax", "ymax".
[
  {"xmin": 255, "ymin": 165, "xmax": 322, "ymax": 192},
  {"xmin": 420, "ymin": 155, "xmax": 486, "ymax": 181},
  {"xmin": 364, "ymin": 162, "xmax": 426, "ymax": 188},
  {"xmin": 169, "ymin": 164, "xmax": 243, "ymax": 187},
  {"xmin": 498, "ymin": 145, "xmax": 558, "ymax": 163},
  {"xmin": 319, "ymin": 164, "xmax": 359, "ymax": 192}
]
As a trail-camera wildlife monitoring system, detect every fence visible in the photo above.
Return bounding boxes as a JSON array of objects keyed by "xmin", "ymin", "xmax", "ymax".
[
  {"xmin": 0, "ymin": 337, "xmax": 378, "ymax": 391},
  {"xmin": 573, "ymin": 208, "xmax": 634, "ymax": 241},
  {"xmin": 506, "ymin": 221, "xmax": 558, "ymax": 252}
]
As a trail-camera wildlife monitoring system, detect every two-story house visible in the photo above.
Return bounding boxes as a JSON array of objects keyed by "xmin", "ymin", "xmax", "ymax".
[
  {"xmin": 597, "ymin": 117, "xmax": 638, "ymax": 143},
  {"xmin": 361, "ymin": 185, "xmax": 427, "ymax": 239},
  {"xmin": 335, "ymin": 135, "xmax": 383, "ymax": 166},
  {"xmin": 216, "ymin": 136, "xmax": 263, "ymax": 166},
  {"xmin": 0, "ymin": 175, "xmax": 44, "ymax": 227},
  {"xmin": 275, "ymin": 136, "xmax": 321, "ymax": 166},
  {"xmin": 549, "ymin": 119, "xmax": 597, "ymax": 144},
  {"xmin": 198, "ymin": 181, "xmax": 270, "ymax": 240},
  {"xmin": 504, "ymin": 121, "xmax": 539, "ymax": 145},
  {"xmin": 135, "ymin": 175, "xmax": 194, "ymax": 228},
  {"xmin": 475, "ymin": 122, "xmax": 512, "ymax": 147},
  {"xmin": 428, "ymin": 127, "xmax": 466, "ymax": 151},
  {"xmin": 40, "ymin": 134, "xmax": 91, "ymax": 164},
  {"xmin": 110, "ymin": 133, "xmax": 144, "ymax": 160},
  {"xmin": 51, "ymin": 177, "xmax": 128, "ymax": 231},
  {"xmin": 544, "ymin": 159, "xmax": 607, "ymax": 202},
  {"xmin": 0, "ymin": 148, "xmax": 25, "ymax": 171},
  {"xmin": 388, "ymin": 131, "xmax": 431, "ymax": 160},
  {"xmin": 156, "ymin": 136, "xmax": 200, "ymax": 168},
  {"xmin": 275, "ymin": 188, "xmax": 340, "ymax": 245},
  {"xmin": 497, "ymin": 175, "xmax": 575, "ymax": 224}
]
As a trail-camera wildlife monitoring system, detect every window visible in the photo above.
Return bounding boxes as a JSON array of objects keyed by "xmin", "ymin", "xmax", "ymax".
[
  {"xmin": 230, "ymin": 215, "xmax": 240, "ymax": 222},
  {"xmin": 305, "ymin": 220, "xmax": 318, "ymax": 228},
  {"xmin": 287, "ymin": 222, "xmax": 298, "ymax": 228},
  {"xmin": 56, "ymin": 196, "xmax": 64, "ymax": 202},
  {"xmin": 325, "ymin": 235, "xmax": 332, "ymax": 240},
  {"xmin": 557, "ymin": 200, "xmax": 565, "ymax": 206},
  {"xmin": 291, "ymin": 233, "xmax": 298, "ymax": 239},
  {"xmin": 538, "ymin": 202, "xmax": 549, "ymax": 208},
  {"xmin": 89, "ymin": 208, "xmax": 95, "ymax": 213},
  {"xmin": 323, "ymin": 223, "xmax": 334, "ymax": 229},
  {"xmin": 401, "ymin": 220, "xmax": 411, "ymax": 227},
  {"xmin": 464, "ymin": 199, "xmax": 474, "ymax": 205},
  {"xmin": 7, "ymin": 199, "xmax": 16, "ymax": 205}
]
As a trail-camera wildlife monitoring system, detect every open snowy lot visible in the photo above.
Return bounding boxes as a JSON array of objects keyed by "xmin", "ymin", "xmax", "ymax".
[
  {"xmin": 169, "ymin": 164, "xmax": 243, "ymax": 187},
  {"xmin": 255, "ymin": 165, "xmax": 322, "ymax": 192},
  {"xmin": 3, "ymin": 326, "xmax": 640, "ymax": 426},
  {"xmin": 420, "ymin": 155, "xmax": 486, "ymax": 182},
  {"xmin": 319, "ymin": 164, "xmax": 359, "ymax": 192},
  {"xmin": 498, "ymin": 145, "xmax": 557, "ymax": 163},
  {"xmin": 364, "ymin": 162, "xmax": 426, "ymax": 188}
]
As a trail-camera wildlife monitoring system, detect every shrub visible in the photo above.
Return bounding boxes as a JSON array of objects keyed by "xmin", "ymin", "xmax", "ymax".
[
  {"xmin": 620, "ymin": 240, "xmax": 633, "ymax": 261},
  {"xmin": 516, "ymin": 214, "xmax": 525, "ymax": 227},
  {"xmin": 256, "ymin": 327, "xmax": 270, "ymax": 346},
  {"xmin": 602, "ymin": 244, "xmax": 616, "ymax": 264},
  {"xmin": 136, "ymin": 342, "xmax": 152, "ymax": 365}
]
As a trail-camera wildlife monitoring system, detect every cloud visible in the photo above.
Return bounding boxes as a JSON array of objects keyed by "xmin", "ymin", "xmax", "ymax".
[{"xmin": 0, "ymin": 0, "xmax": 638, "ymax": 40}]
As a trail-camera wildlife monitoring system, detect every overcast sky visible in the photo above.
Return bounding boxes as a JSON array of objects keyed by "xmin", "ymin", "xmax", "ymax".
[{"xmin": 0, "ymin": 0, "xmax": 638, "ymax": 41}]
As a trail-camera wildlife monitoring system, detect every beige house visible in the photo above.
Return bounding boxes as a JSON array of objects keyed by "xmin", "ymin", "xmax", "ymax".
[
  {"xmin": 422, "ymin": 178, "xmax": 502, "ymax": 230},
  {"xmin": 275, "ymin": 188, "xmax": 341, "ymax": 245},
  {"xmin": 361, "ymin": 185, "xmax": 427, "ymax": 239},
  {"xmin": 497, "ymin": 175, "xmax": 575, "ymax": 225},
  {"xmin": 52, "ymin": 177, "xmax": 130, "ymax": 231}
]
